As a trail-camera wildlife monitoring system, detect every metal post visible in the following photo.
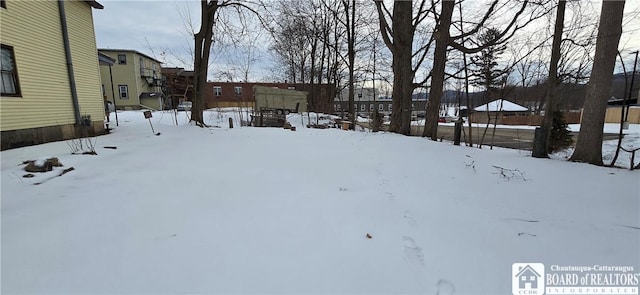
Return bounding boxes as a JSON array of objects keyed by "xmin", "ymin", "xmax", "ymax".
[
  {"xmin": 454, "ymin": 120, "xmax": 462, "ymax": 145},
  {"xmin": 109, "ymin": 65, "xmax": 119, "ymax": 126}
]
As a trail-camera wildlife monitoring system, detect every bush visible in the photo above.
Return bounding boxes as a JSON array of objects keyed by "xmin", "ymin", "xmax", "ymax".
[{"xmin": 370, "ymin": 109, "xmax": 383, "ymax": 132}]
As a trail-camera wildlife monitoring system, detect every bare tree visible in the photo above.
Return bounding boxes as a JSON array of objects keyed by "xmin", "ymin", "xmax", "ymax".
[
  {"xmin": 570, "ymin": 1, "xmax": 626, "ymax": 165},
  {"xmin": 192, "ymin": 1, "xmax": 219, "ymax": 126},
  {"xmin": 532, "ymin": 0, "xmax": 566, "ymax": 158},
  {"xmin": 423, "ymin": 0, "xmax": 545, "ymax": 140},
  {"xmin": 192, "ymin": 0, "xmax": 264, "ymax": 126},
  {"xmin": 374, "ymin": 0, "xmax": 436, "ymax": 135}
]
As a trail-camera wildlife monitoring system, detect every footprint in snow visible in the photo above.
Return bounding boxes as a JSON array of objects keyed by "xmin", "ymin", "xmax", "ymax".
[
  {"xmin": 402, "ymin": 236, "xmax": 425, "ymax": 268},
  {"xmin": 436, "ymin": 279, "xmax": 455, "ymax": 295},
  {"xmin": 385, "ymin": 192, "xmax": 395, "ymax": 201},
  {"xmin": 403, "ymin": 210, "xmax": 417, "ymax": 226}
]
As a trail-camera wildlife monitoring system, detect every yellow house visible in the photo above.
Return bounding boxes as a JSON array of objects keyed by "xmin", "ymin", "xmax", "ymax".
[
  {"xmin": 98, "ymin": 49, "xmax": 164, "ymax": 110},
  {"xmin": 0, "ymin": 0, "xmax": 105, "ymax": 150}
]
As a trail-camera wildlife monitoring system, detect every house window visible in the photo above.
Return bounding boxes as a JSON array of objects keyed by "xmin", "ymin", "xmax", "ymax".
[
  {"xmin": 360, "ymin": 104, "xmax": 365, "ymax": 111},
  {"xmin": 234, "ymin": 86, "xmax": 242, "ymax": 95},
  {"xmin": 412, "ymin": 103, "xmax": 415, "ymax": 110},
  {"xmin": 139, "ymin": 57, "xmax": 144, "ymax": 75},
  {"xmin": 101, "ymin": 84, "xmax": 105, "ymax": 96},
  {"xmin": 336, "ymin": 104, "xmax": 341, "ymax": 110},
  {"xmin": 388, "ymin": 104, "xmax": 392, "ymax": 111},
  {"xmin": 378, "ymin": 104, "xmax": 383, "ymax": 111},
  {"xmin": 530, "ymin": 276, "xmax": 535, "ymax": 281},
  {"xmin": 1, "ymin": 0, "xmax": 6, "ymax": 9},
  {"xmin": 213, "ymin": 86, "xmax": 222, "ymax": 96},
  {"xmin": 118, "ymin": 85, "xmax": 128, "ymax": 99},
  {"xmin": 521, "ymin": 276, "xmax": 526, "ymax": 281},
  {"xmin": 353, "ymin": 104, "xmax": 357, "ymax": 110},
  {"xmin": 118, "ymin": 54, "xmax": 126, "ymax": 65},
  {"xmin": 369, "ymin": 104, "xmax": 374, "ymax": 111},
  {"xmin": 1, "ymin": 44, "xmax": 21, "ymax": 96},
  {"xmin": 152, "ymin": 63, "xmax": 157, "ymax": 78}
]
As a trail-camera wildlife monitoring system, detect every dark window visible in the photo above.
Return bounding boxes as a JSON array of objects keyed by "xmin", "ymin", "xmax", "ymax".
[
  {"xmin": 118, "ymin": 85, "xmax": 128, "ymax": 99},
  {"xmin": 1, "ymin": 0, "xmax": 6, "ymax": 9},
  {"xmin": 118, "ymin": 54, "xmax": 126, "ymax": 65},
  {"xmin": 1, "ymin": 44, "xmax": 21, "ymax": 96}
]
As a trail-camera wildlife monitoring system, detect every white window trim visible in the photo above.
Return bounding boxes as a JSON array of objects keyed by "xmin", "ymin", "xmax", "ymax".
[{"xmin": 118, "ymin": 85, "xmax": 129, "ymax": 99}]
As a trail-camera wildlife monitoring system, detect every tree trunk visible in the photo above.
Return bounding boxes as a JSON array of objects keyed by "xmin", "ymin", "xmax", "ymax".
[
  {"xmin": 388, "ymin": 1, "xmax": 413, "ymax": 135},
  {"xmin": 423, "ymin": 0, "xmax": 454, "ymax": 139},
  {"xmin": 570, "ymin": 0, "xmax": 625, "ymax": 165},
  {"xmin": 533, "ymin": 0, "xmax": 565, "ymax": 158},
  {"xmin": 192, "ymin": 0, "xmax": 218, "ymax": 126},
  {"xmin": 346, "ymin": 0, "xmax": 357, "ymax": 129}
]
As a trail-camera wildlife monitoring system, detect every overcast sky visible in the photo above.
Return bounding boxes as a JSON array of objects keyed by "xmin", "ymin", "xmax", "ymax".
[
  {"xmin": 93, "ymin": 0, "xmax": 274, "ymax": 82},
  {"xmin": 94, "ymin": 1, "xmax": 203, "ymax": 67},
  {"xmin": 92, "ymin": 0, "xmax": 640, "ymax": 83}
]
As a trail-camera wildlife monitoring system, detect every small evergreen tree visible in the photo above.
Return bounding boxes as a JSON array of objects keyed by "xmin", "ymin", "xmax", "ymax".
[
  {"xmin": 548, "ymin": 110, "xmax": 574, "ymax": 153},
  {"xmin": 370, "ymin": 109, "xmax": 383, "ymax": 132}
]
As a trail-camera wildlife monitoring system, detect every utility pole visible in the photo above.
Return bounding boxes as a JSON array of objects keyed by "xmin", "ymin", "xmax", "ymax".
[
  {"xmin": 626, "ymin": 51, "xmax": 638, "ymax": 123},
  {"xmin": 373, "ymin": 34, "xmax": 376, "ymax": 109}
]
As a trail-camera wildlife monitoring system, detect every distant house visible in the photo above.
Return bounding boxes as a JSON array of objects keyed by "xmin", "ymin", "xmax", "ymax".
[
  {"xmin": 514, "ymin": 265, "xmax": 541, "ymax": 289},
  {"xmin": 1, "ymin": 0, "xmax": 105, "ymax": 150},
  {"xmin": 470, "ymin": 99, "xmax": 530, "ymax": 124},
  {"xmin": 98, "ymin": 49, "xmax": 163, "ymax": 110}
]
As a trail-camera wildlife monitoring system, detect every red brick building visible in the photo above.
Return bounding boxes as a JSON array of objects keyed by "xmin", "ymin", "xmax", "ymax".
[{"xmin": 205, "ymin": 82, "xmax": 336, "ymax": 114}]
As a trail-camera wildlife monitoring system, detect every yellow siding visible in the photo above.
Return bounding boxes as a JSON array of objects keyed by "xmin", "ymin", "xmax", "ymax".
[
  {"xmin": 66, "ymin": 0, "xmax": 104, "ymax": 122},
  {"xmin": 0, "ymin": 0, "xmax": 103, "ymax": 131},
  {"xmin": 100, "ymin": 51, "xmax": 140, "ymax": 108}
]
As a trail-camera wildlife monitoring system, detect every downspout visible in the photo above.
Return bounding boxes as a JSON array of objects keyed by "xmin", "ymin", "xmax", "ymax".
[{"xmin": 58, "ymin": 0, "xmax": 82, "ymax": 125}]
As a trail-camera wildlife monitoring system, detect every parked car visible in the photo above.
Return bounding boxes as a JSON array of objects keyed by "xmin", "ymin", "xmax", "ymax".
[
  {"xmin": 177, "ymin": 101, "xmax": 192, "ymax": 111},
  {"xmin": 438, "ymin": 115, "xmax": 457, "ymax": 123}
]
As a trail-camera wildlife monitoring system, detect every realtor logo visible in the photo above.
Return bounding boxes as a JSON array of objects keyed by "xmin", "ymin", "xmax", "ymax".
[{"xmin": 513, "ymin": 263, "xmax": 545, "ymax": 295}]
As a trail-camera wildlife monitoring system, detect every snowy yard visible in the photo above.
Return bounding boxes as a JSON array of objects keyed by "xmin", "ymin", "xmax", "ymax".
[{"xmin": 1, "ymin": 109, "xmax": 639, "ymax": 294}]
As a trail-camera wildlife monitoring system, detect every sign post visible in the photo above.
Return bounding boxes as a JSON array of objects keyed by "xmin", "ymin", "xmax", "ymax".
[{"xmin": 144, "ymin": 111, "xmax": 159, "ymax": 135}]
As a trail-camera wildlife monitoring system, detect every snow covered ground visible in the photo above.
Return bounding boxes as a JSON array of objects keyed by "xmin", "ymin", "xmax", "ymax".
[{"xmin": 1, "ymin": 109, "xmax": 639, "ymax": 294}]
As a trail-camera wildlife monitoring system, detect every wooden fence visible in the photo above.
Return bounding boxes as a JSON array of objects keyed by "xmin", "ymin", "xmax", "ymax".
[
  {"xmin": 604, "ymin": 106, "xmax": 640, "ymax": 124},
  {"xmin": 471, "ymin": 108, "xmax": 640, "ymax": 125}
]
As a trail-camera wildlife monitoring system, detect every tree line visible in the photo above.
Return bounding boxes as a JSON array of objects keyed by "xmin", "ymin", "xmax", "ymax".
[{"xmin": 188, "ymin": 0, "xmax": 632, "ymax": 166}]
